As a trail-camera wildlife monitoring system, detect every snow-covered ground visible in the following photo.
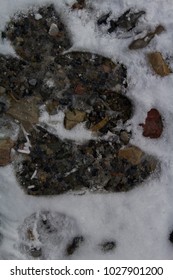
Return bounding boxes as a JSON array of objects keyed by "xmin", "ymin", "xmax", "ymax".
[{"xmin": 1, "ymin": 0, "xmax": 173, "ymax": 259}]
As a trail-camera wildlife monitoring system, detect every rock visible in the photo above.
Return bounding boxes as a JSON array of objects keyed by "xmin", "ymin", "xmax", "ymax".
[
  {"xmin": 46, "ymin": 99, "xmax": 59, "ymax": 114},
  {"xmin": 74, "ymin": 83, "xmax": 86, "ymax": 95},
  {"xmin": 90, "ymin": 116, "xmax": 109, "ymax": 132},
  {"xmin": 0, "ymin": 86, "xmax": 6, "ymax": 94},
  {"xmin": 148, "ymin": 52, "xmax": 172, "ymax": 76},
  {"xmin": 120, "ymin": 130, "xmax": 130, "ymax": 145},
  {"xmin": 118, "ymin": 146, "xmax": 143, "ymax": 165},
  {"xmin": 7, "ymin": 97, "xmax": 39, "ymax": 129},
  {"xmin": 0, "ymin": 138, "xmax": 14, "ymax": 166},
  {"xmin": 30, "ymin": 246, "xmax": 42, "ymax": 258},
  {"xmin": 100, "ymin": 241, "xmax": 116, "ymax": 252},
  {"xmin": 28, "ymin": 79, "xmax": 37, "ymax": 86},
  {"xmin": 66, "ymin": 236, "xmax": 84, "ymax": 255},
  {"xmin": 97, "ymin": 12, "xmax": 111, "ymax": 25},
  {"xmin": 129, "ymin": 25, "xmax": 165, "ymax": 50},
  {"xmin": 108, "ymin": 9, "xmax": 145, "ymax": 33},
  {"xmin": 48, "ymin": 23, "xmax": 59, "ymax": 37},
  {"xmin": 64, "ymin": 109, "xmax": 86, "ymax": 130},
  {"xmin": 140, "ymin": 108, "xmax": 163, "ymax": 138}
]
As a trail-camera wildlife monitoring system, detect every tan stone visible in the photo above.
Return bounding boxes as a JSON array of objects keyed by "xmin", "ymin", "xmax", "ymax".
[
  {"xmin": 120, "ymin": 130, "xmax": 130, "ymax": 145},
  {"xmin": 64, "ymin": 110, "xmax": 86, "ymax": 130},
  {"xmin": 118, "ymin": 146, "xmax": 144, "ymax": 165},
  {"xmin": 148, "ymin": 52, "xmax": 172, "ymax": 76},
  {"xmin": 0, "ymin": 138, "xmax": 14, "ymax": 166},
  {"xmin": 7, "ymin": 97, "xmax": 39, "ymax": 128},
  {"xmin": 91, "ymin": 117, "xmax": 109, "ymax": 132}
]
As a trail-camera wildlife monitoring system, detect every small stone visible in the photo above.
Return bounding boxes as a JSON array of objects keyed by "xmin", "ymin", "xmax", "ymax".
[
  {"xmin": 30, "ymin": 246, "xmax": 42, "ymax": 258},
  {"xmin": 148, "ymin": 52, "xmax": 172, "ymax": 76},
  {"xmin": 48, "ymin": 23, "xmax": 59, "ymax": 37},
  {"xmin": 108, "ymin": 9, "xmax": 145, "ymax": 33},
  {"xmin": 34, "ymin": 13, "xmax": 42, "ymax": 20},
  {"xmin": 97, "ymin": 12, "xmax": 111, "ymax": 25},
  {"xmin": 0, "ymin": 138, "xmax": 14, "ymax": 166},
  {"xmin": 66, "ymin": 236, "xmax": 84, "ymax": 255},
  {"xmin": 140, "ymin": 108, "xmax": 163, "ymax": 138},
  {"xmin": 27, "ymin": 229, "xmax": 35, "ymax": 241},
  {"xmin": 120, "ymin": 130, "xmax": 130, "ymax": 145},
  {"xmin": 100, "ymin": 241, "xmax": 116, "ymax": 252},
  {"xmin": 74, "ymin": 83, "xmax": 86, "ymax": 95},
  {"xmin": 7, "ymin": 97, "xmax": 39, "ymax": 128},
  {"xmin": 118, "ymin": 146, "xmax": 143, "ymax": 165},
  {"xmin": 129, "ymin": 25, "xmax": 165, "ymax": 50},
  {"xmin": 64, "ymin": 109, "xmax": 86, "ymax": 130},
  {"xmin": 28, "ymin": 79, "xmax": 37, "ymax": 86},
  {"xmin": 90, "ymin": 116, "xmax": 109, "ymax": 132},
  {"xmin": 0, "ymin": 86, "xmax": 6, "ymax": 94}
]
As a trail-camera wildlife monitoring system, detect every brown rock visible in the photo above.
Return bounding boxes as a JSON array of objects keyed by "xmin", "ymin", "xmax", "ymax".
[
  {"xmin": 140, "ymin": 108, "xmax": 163, "ymax": 138},
  {"xmin": 74, "ymin": 83, "xmax": 86, "ymax": 95},
  {"xmin": 64, "ymin": 109, "xmax": 86, "ymax": 130},
  {"xmin": 148, "ymin": 52, "xmax": 172, "ymax": 76},
  {"xmin": 0, "ymin": 86, "xmax": 6, "ymax": 95},
  {"xmin": 0, "ymin": 138, "xmax": 14, "ymax": 166},
  {"xmin": 7, "ymin": 97, "xmax": 39, "ymax": 129},
  {"xmin": 118, "ymin": 146, "xmax": 143, "ymax": 165},
  {"xmin": 129, "ymin": 25, "xmax": 165, "ymax": 50},
  {"xmin": 120, "ymin": 130, "xmax": 130, "ymax": 145},
  {"xmin": 90, "ymin": 116, "xmax": 109, "ymax": 132}
]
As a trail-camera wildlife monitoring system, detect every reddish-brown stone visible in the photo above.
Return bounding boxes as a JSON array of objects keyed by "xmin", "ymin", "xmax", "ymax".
[
  {"xmin": 74, "ymin": 84, "xmax": 86, "ymax": 95},
  {"xmin": 140, "ymin": 108, "xmax": 163, "ymax": 138}
]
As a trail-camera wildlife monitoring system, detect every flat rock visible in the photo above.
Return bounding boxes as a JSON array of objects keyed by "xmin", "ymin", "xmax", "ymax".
[
  {"xmin": 7, "ymin": 97, "xmax": 39, "ymax": 129},
  {"xmin": 64, "ymin": 109, "xmax": 86, "ymax": 130},
  {"xmin": 118, "ymin": 146, "xmax": 143, "ymax": 165},
  {"xmin": 148, "ymin": 52, "xmax": 172, "ymax": 76},
  {"xmin": 140, "ymin": 108, "xmax": 163, "ymax": 138},
  {"xmin": 0, "ymin": 138, "xmax": 14, "ymax": 166}
]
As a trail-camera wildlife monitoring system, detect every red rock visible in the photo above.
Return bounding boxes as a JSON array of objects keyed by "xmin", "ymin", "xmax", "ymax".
[
  {"xmin": 74, "ymin": 84, "xmax": 86, "ymax": 95},
  {"xmin": 140, "ymin": 108, "xmax": 163, "ymax": 138}
]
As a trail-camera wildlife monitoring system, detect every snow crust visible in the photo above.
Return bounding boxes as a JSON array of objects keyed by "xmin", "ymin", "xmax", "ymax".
[{"xmin": 1, "ymin": 0, "xmax": 173, "ymax": 259}]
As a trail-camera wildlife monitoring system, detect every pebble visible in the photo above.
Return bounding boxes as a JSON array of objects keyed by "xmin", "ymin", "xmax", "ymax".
[
  {"xmin": 28, "ymin": 79, "xmax": 37, "ymax": 86},
  {"xmin": 0, "ymin": 138, "xmax": 14, "ymax": 166},
  {"xmin": 64, "ymin": 109, "xmax": 86, "ymax": 130},
  {"xmin": 0, "ymin": 86, "xmax": 6, "ymax": 94},
  {"xmin": 48, "ymin": 23, "xmax": 59, "ymax": 37},
  {"xmin": 129, "ymin": 25, "xmax": 165, "ymax": 50},
  {"xmin": 148, "ymin": 52, "xmax": 172, "ymax": 76}
]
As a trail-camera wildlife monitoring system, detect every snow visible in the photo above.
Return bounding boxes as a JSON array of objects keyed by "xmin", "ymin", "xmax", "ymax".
[{"xmin": 1, "ymin": 0, "xmax": 173, "ymax": 259}]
